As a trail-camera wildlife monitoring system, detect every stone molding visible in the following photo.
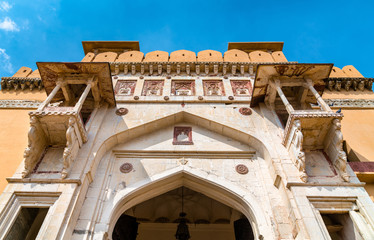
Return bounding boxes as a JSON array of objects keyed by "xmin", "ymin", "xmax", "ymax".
[
  {"xmin": 1, "ymin": 77, "xmax": 43, "ymax": 91},
  {"xmin": 0, "ymin": 100, "xmax": 42, "ymax": 109},
  {"xmin": 324, "ymin": 99, "xmax": 374, "ymax": 108}
]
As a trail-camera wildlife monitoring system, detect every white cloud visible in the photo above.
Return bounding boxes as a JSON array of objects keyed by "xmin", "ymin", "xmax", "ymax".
[
  {"xmin": 0, "ymin": 17, "xmax": 19, "ymax": 32},
  {"xmin": 0, "ymin": 48, "xmax": 14, "ymax": 74},
  {"xmin": 0, "ymin": 1, "xmax": 11, "ymax": 12}
]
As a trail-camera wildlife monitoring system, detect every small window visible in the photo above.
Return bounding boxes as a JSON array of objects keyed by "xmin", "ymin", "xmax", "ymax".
[{"xmin": 5, "ymin": 207, "xmax": 49, "ymax": 240}]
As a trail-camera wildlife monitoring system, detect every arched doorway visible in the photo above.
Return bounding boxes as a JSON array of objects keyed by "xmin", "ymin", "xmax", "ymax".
[
  {"xmin": 105, "ymin": 169, "xmax": 272, "ymax": 240},
  {"xmin": 112, "ymin": 187, "xmax": 254, "ymax": 240}
]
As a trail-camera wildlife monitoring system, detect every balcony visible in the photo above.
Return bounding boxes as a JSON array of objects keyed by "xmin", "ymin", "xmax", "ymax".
[
  {"xmin": 22, "ymin": 62, "xmax": 115, "ymax": 179},
  {"xmin": 251, "ymin": 64, "xmax": 349, "ymax": 182}
]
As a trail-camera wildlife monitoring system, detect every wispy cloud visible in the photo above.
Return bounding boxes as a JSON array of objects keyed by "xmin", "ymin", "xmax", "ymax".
[
  {"xmin": 0, "ymin": 17, "xmax": 19, "ymax": 32},
  {"xmin": 0, "ymin": 1, "xmax": 11, "ymax": 12},
  {"xmin": 0, "ymin": 48, "xmax": 14, "ymax": 74}
]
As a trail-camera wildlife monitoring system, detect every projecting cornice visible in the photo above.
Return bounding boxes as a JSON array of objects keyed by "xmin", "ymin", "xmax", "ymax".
[
  {"xmin": 325, "ymin": 77, "xmax": 374, "ymax": 91},
  {"xmin": 109, "ymin": 61, "xmax": 296, "ymax": 76},
  {"xmin": 0, "ymin": 77, "xmax": 43, "ymax": 91}
]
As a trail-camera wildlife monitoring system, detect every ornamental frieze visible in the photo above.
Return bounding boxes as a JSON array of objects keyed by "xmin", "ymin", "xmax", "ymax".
[
  {"xmin": 324, "ymin": 99, "xmax": 374, "ymax": 108},
  {"xmin": 0, "ymin": 100, "xmax": 42, "ymax": 109}
]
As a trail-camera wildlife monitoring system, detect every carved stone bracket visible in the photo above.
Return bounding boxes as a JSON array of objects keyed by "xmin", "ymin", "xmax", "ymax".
[
  {"xmin": 324, "ymin": 119, "xmax": 349, "ymax": 181},
  {"xmin": 325, "ymin": 78, "xmax": 373, "ymax": 91},
  {"xmin": 285, "ymin": 119, "xmax": 307, "ymax": 182},
  {"xmin": 1, "ymin": 77, "xmax": 43, "ymax": 91},
  {"xmin": 22, "ymin": 116, "xmax": 47, "ymax": 178},
  {"xmin": 61, "ymin": 117, "xmax": 82, "ymax": 179}
]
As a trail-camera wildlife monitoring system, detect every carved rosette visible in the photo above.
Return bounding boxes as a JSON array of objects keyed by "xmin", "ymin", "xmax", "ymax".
[
  {"xmin": 120, "ymin": 163, "xmax": 133, "ymax": 173},
  {"xmin": 235, "ymin": 164, "xmax": 248, "ymax": 174},
  {"xmin": 239, "ymin": 107, "xmax": 252, "ymax": 116},
  {"xmin": 116, "ymin": 108, "xmax": 129, "ymax": 116}
]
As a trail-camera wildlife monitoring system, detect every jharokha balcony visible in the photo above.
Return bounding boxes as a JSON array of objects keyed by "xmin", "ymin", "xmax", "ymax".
[
  {"xmin": 251, "ymin": 63, "xmax": 348, "ymax": 182},
  {"xmin": 22, "ymin": 62, "xmax": 115, "ymax": 179}
]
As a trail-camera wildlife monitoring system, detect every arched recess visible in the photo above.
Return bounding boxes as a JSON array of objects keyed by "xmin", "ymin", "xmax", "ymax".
[
  {"xmin": 105, "ymin": 167, "xmax": 274, "ymax": 239},
  {"xmin": 85, "ymin": 111, "xmax": 279, "ymax": 239},
  {"xmin": 91, "ymin": 111, "xmax": 278, "ymax": 171}
]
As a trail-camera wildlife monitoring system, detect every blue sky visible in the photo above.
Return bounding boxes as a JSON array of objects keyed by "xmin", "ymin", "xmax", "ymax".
[{"xmin": 0, "ymin": 0, "xmax": 373, "ymax": 79}]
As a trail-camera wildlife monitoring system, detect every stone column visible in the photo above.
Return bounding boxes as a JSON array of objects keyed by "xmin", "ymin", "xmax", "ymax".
[
  {"xmin": 274, "ymin": 79, "xmax": 294, "ymax": 114},
  {"xmin": 38, "ymin": 81, "xmax": 62, "ymax": 111},
  {"xmin": 305, "ymin": 79, "xmax": 332, "ymax": 112}
]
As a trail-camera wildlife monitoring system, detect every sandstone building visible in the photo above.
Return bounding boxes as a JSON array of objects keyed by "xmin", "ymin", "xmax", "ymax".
[{"xmin": 0, "ymin": 41, "xmax": 374, "ymax": 239}]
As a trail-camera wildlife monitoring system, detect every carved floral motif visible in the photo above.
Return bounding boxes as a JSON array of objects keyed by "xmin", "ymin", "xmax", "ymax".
[
  {"xmin": 142, "ymin": 80, "xmax": 164, "ymax": 96},
  {"xmin": 239, "ymin": 107, "xmax": 252, "ymax": 115},
  {"xmin": 120, "ymin": 163, "xmax": 133, "ymax": 173},
  {"xmin": 231, "ymin": 80, "xmax": 252, "ymax": 96},
  {"xmin": 115, "ymin": 80, "xmax": 136, "ymax": 96},
  {"xmin": 173, "ymin": 126, "xmax": 193, "ymax": 145},
  {"xmin": 235, "ymin": 164, "xmax": 248, "ymax": 174},
  {"xmin": 171, "ymin": 81, "xmax": 195, "ymax": 96},
  {"xmin": 203, "ymin": 80, "xmax": 225, "ymax": 96},
  {"xmin": 116, "ymin": 108, "xmax": 129, "ymax": 116}
]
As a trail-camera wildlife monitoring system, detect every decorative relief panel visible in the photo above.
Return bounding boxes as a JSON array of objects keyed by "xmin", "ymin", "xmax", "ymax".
[
  {"xmin": 142, "ymin": 80, "xmax": 164, "ymax": 96},
  {"xmin": 203, "ymin": 80, "xmax": 225, "ymax": 96},
  {"xmin": 231, "ymin": 80, "xmax": 252, "ymax": 96},
  {"xmin": 171, "ymin": 81, "xmax": 195, "ymax": 96},
  {"xmin": 173, "ymin": 126, "xmax": 193, "ymax": 145},
  {"xmin": 114, "ymin": 80, "xmax": 136, "ymax": 96}
]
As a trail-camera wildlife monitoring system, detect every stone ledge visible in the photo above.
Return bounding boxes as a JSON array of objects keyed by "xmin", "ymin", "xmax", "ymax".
[
  {"xmin": 323, "ymin": 99, "xmax": 374, "ymax": 109},
  {"xmin": 6, "ymin": 177, "xmax": 81, "ymax": 185},
  {"xmin": 0, "ymin": 100, "xmax": 42, "ymax": 109},
  {"xmin": 286, "ymin": 182, "xmax": 365, "ymax": 188}
]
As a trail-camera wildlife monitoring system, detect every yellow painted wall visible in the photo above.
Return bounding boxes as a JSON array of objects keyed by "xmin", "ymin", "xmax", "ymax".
[
  {"xmin": 0, "ymin": 109, "xmax": 34, "ymax": 192},
  {"xmin": 341, "ymin": 109, "xmax": 374, "ymax": 162},
  {"xmin": 0, "ymin": 90, "xmax": 46, "ymax": 193},
  {"xmin": 0, "ymin": 90, "xmax": 46, "ymax": 101},
  {"xmin": 365, "ymin": 184, "xmax": 374, "ymax": 202}
]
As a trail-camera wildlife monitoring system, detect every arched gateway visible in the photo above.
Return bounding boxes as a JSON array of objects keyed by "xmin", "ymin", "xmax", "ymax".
[
  {"xmin": 79, "ymin": 111, "xmax": 277, "ymax": 240},
  {"xmin": 106, "ymin": 168, "xmax": 270, "ymax": 240}
]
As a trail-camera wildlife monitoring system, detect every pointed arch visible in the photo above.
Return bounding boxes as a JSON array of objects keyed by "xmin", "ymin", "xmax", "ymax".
[{"xmin": 105, "ymin": 166, "xmax": 274, "ymax": 239}]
